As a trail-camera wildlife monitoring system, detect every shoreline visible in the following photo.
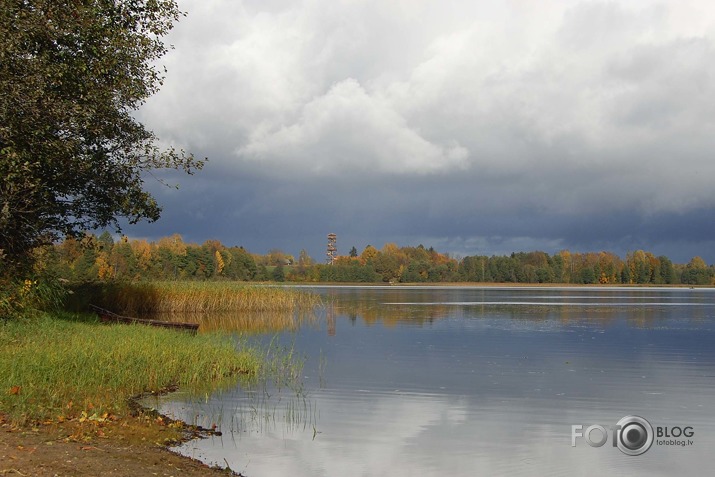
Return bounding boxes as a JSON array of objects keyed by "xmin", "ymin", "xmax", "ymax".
[
  {"xmin": 286, "ymin": 281, "xmax": 713, "ymax": 289},
  {"xmin": 0, "ymin": 412, "xmax": 242, "ymax": 477},
  {"xmin": 1, "ymin": 386, "xmax": 242, "ymax": 476}
]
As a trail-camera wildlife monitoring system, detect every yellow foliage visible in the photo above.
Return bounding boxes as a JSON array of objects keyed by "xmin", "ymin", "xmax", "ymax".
[
  {"xmin": 360, "ymin": 245, "xmax": 379, "ymax": 264},
  {"xmin": 131, "ymin": 239, "xmax": 153, "ymax": 272},
  {"xmin": 96, "ymin": 252, "xmax": 114, "ymax": 280},
  {"xmin": 215, "ymin": 250, "xmax": 225, "ymax": 275},
  {"xmin": 157, "ymin": 234, "xmax": 187, "ymax": 256}
]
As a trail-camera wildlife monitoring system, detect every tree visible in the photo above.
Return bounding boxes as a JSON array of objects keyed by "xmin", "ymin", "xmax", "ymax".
[
  {"xmin": 111, "ymin": 238, "xmax": 137, "ymax": 279},
  {"xmin": 157, "ymin": 234, "xmax": 186, "ymax": 278},
  {"xmin": 97, "ymin": 231, "xmax": 114, "ymax": 251},
  {"xmin": 265, "ymin": 249, "xmax": 293, "ymax": 266},
  {"xmin": 360, "ymin": 245, "xmax": 378, "ymax": 264},
  {"xmin": 373, "ymin": 252, "xmax": 400, "ymax": 283},
  {"xmin": 657, "ymin": 256, "xmax": 676, "ymax": 284},
  {"xmin": 294, "ymin": 249, "xmax": 313, "ymax": 278},
  {"xmin": 214, "ymin": 250, "xmax": 225, "ymax": 276},
  {"xmin": 272, "ymin": 263, "xmax": 286, "ymax": 282},
  {"xmin": 682, "ymin": 256, "xmax": 711, "ymax": 285},
  {"xmin": 225, "ymin": 247, "xmax": 257, "ymax": 280},
  {"xmin": 298, "ymin": 249, "xmax": 313, "ymax": 267},
  {"xmin": 0, "ymin": 1, "xmax": 204, "ymax": 275}
]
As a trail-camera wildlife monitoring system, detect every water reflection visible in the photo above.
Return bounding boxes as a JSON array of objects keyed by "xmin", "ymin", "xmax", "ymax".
[
  {"xmin": 323, "ymin": 286, "xmax": 715, "ymax": 331},
  {"xmin": 172, "ymin": 388, "xmax": 712, "ymax": 476},
  {"xmin": 149, "ymin": 310, "xmax": 319, "ymax": 334},
  {"xmin": 160, "ymin": 287, "xmax": 715, "ymax": 476},
  {"xmin": 157, "ymin": 385, "xmax": 319, "ymax": 437}
]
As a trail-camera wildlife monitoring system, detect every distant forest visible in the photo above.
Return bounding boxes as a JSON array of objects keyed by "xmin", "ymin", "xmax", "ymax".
[{"xmin": 39, "ymin": 232, "xmax": 714, "ymax": 286}]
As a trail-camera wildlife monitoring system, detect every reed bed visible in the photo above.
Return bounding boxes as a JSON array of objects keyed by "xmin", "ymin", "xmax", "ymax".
[
  {"xmin": 0, "ymin": 313, "xmax": 262, "ymax": 424},
  {"xmin": 81, "ymin": 282, "xmax": 321, "ymax": 316}
]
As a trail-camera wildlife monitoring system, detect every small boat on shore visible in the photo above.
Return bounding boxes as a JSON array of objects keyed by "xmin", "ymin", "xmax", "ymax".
[{"xmin": 89, "ymin": 304, "xmax": 199, "ymax": 333}]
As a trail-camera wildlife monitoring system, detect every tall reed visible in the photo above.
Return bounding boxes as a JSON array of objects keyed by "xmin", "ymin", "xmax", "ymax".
[{"xmin": 76, "ymin": 282, "xmax": 321, "ymax": 316}]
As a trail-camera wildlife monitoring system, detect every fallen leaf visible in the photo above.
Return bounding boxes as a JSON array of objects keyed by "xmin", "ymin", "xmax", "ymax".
[{"xmin": 9, "ymin": 386, "xmax": 21, "ymax": 395}]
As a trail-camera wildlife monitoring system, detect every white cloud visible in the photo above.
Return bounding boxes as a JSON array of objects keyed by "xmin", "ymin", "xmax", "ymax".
[{"xmin": 237, "ymin": 79, "xmax": 469, "ymax": 176}]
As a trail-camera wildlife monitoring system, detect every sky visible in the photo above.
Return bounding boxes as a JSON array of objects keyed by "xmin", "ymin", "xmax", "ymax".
[{"xmin": 127, "ymin": 0, "xmax": 715, "ymax": 263}]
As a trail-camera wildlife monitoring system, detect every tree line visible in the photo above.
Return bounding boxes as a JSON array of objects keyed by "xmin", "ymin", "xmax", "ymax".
[{"xmin": 42, "ymin": 233, "xmax": 714, "ymax": 286}]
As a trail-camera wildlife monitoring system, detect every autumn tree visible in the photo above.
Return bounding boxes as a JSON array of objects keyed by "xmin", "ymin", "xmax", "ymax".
[
  {"xmin": 626, "ymin": 250, "xmax": 657, "ymax": 284},
  {"xmin": 156, "ymin": 234, "xmax": 187, "ymax": 278},
  {"xmin": 131, "ymin": 239, "xmax": 153, "ymax": 275},
  {"xmin": 360, "ymin": 245, "xmax": 379, "ymax": 264},
  {"xmin": 373, "ymin": 246, "xmax": 401, "ymax": 282},
  {"xmin": 682, "ymin": 256, "xmax": 711, "ymax": 285},
  {"xmin": 214, "ymin": 250, "xmax": 225, "ymax": 276},
  {"xmin": 558, "ymin": 250, "xmax": 573, "ymax": 283},
  {"xmin": 0, "ymin": 1, "xmax": 204, "ymax": 277},
  {"xmin": 596, "ymin": 252, "xmax": 622, "ymax": 284}
]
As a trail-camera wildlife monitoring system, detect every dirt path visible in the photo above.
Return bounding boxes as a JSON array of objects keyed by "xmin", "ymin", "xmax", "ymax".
[{"xmin": 0, "ymin": 415, "xmax": 239, "ymax": 477}]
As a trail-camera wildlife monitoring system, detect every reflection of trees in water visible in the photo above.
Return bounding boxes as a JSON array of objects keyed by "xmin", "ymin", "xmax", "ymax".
[
  {"xmin": 152, "ymin": 310, "xmax": 319, "ymax": 334},
  {"xmin": 330, "ymin": 297, "xmax": 704, "ymax": 330}
]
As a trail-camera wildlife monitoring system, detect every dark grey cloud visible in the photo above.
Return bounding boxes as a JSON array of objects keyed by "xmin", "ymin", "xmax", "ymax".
[{"xmin": 126, "ymin": 0, "xmax": 715, "ymax": 264}]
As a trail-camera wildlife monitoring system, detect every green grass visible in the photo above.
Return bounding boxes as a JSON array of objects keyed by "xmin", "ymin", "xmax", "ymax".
[{"xmin": 0, "ymin": 312, "xmax": 263, "ymax": 424}]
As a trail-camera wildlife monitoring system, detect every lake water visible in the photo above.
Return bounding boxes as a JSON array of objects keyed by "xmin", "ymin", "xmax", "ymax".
[{"xmin": 152, "ymin": 286, "xmax": 715, "ymax": 476}]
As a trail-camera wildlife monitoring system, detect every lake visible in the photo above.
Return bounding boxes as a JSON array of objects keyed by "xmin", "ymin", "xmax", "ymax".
[{"xmin": 151, "ymin": 286, "xmax": 715, "ymax": 476}]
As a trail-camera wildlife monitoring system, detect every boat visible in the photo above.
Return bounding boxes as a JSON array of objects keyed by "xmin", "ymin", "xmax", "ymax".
[{"xmin": 89, "ymin": 304, "xmax": 199, "ymax": 333}]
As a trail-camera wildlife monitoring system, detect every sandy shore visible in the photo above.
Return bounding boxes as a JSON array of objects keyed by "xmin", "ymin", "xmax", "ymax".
[{"xmin": 0, "ymin": 414, "xmax": 239, "ymax": 477}]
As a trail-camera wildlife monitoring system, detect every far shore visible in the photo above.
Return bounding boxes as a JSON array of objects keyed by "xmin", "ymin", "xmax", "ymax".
[{"xmin": 284, "ymin": 281, "xmax": 714, "ymax": 288}]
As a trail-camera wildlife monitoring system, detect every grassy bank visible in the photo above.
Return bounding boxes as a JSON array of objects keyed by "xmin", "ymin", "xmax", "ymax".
[
  {"xmin": 69, "ymin": 281, "xmax": 321, "ymax": 315},
  {"xmin": 0, "ymin": 312, "xmax": 262, "ymax": 425}
]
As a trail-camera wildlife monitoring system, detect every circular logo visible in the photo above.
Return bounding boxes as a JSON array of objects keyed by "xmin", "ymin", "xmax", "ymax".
[{"xmin": 616, "ymin": 415, "xmax": 654, "ymax": 456}]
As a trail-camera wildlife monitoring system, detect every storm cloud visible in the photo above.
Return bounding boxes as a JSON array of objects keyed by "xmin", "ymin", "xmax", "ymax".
[{"xmin": 129, "ymin": 0, "xmax": 715, "ymax": 262}]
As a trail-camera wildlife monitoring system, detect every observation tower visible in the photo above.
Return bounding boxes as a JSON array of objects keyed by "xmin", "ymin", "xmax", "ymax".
[{"xmin": 326, "ymin": 233, "xmax": 337, "ymax": 264}]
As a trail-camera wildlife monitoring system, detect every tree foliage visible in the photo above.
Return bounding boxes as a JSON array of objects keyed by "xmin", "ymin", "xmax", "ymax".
[
  {"xmin": 0, "ymin": 0, "xmax": 203, "ymax": 274},
  {"xmin": 29, "ymin": 232, "xmax": 715, "ymax": 287}
]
